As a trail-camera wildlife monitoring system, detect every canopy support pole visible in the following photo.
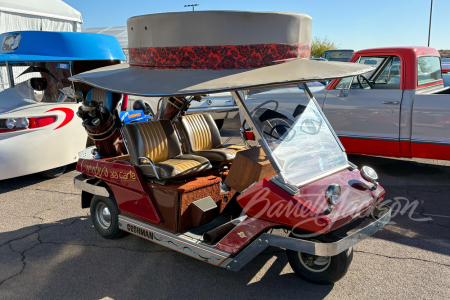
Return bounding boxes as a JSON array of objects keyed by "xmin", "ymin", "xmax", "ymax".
[{"xmin": 5, "ymin": 62, "xmax": 14, "ymax": 88}]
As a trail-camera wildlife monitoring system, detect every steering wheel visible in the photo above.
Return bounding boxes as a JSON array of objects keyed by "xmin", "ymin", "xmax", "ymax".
[
  {"xmin": 356, "ymin": 75, "xmax": 373, "ymax": 89},
  {"xmin": 261, "ymin": 117, "xmax": 294, "ymax": 143},
  {"xmin": 249, "ymin": 100, "xmax": 279, "ymax": 116}
]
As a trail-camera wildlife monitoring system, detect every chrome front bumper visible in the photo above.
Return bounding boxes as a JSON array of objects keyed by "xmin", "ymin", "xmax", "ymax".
[
  {"xmin": 73, "ymin": 173, "xmax": 109, "ymax": 197},
  {"xmin": 223, "ymin": 205, "xmax": 391, "ymax": 271}
]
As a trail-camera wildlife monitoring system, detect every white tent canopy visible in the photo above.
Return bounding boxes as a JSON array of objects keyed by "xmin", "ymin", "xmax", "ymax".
[
  {"xmin": 81, "ymin": 26, "xmax": 127, "ymax": 49},
  {"xmin": 0, "ymin": 0, "xmax": 83, "ymax": 91},
  {"xmin": 0, "ymin": 0, "xmax": 82, "ymax": 33}
]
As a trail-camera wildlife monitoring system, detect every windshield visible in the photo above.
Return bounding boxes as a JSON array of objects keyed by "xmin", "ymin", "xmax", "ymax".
[
  {"xmin": 242, "ymin": 85, "xmax": 348, "ymax": 186},
  {"xmin": 10, "ymin": 62, "xmax": 75, "ymax": 103},
  {"xmin": 335, "ymin": 56, "xmax": 402, "ymax": 90}
]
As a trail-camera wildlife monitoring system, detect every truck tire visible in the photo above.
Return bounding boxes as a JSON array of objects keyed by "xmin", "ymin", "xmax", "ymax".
[
  {"xmin": 215, "ymin": 119, "xmax": 225, "ymax": 130},
  {"xmin": 287, "ymin": 246, "xmax": 353, "ymax": 284},
  {"xmin": 90, "ymin": 195, "xmax": 129, "ymax": 239},
  {"xmin": 41, "ymin": 166, "xmax": 66, "ymax": 178}
]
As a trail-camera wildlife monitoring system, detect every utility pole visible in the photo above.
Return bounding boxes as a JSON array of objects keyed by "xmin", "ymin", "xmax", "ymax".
[
  {"xmin": 185, "ymin": 4, "xmax": 199, "ymax": 11},
  {"xmin": 428, "ymin": 0, "xmax": 433, "ymax": 47}
]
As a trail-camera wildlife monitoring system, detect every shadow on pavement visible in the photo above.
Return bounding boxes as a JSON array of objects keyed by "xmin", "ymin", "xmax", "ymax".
[
  {"xmin": 348, "ymin": 154, "xmax": 450, "ymax": 256},
  {"xmin": 0, "ymin": 164, "xmax": 77, "ymax": 195},
  {"xmin": 0, "ymin": 217, "xmax": 333, "ymax": 300}
]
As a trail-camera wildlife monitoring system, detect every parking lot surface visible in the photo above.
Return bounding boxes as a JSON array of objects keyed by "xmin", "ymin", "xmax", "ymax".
[{"xmin": 0, "ymin": 116, "xmax": 449, "ymax": 300}]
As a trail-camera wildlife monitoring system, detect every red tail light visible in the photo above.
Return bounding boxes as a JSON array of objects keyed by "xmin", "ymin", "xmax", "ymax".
[{"xmin": 28, "ymin": 116, "xmax": 57, "ymax": 128}]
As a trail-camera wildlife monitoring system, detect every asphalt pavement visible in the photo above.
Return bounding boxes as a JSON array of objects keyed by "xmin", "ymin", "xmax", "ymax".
[{"xmin": 0, "ymin": 115, "xmax": 449, "ymax": 300}]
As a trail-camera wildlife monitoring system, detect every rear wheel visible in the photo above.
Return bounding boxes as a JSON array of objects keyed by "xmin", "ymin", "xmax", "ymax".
[
  {"xmin": 287, "ymin": 246, "xmax": 353, "ymax": 284},
  {"xmin": 41, "ymin": 166, "xmax": 66, "ymax": 178},
  {"xmin": 90, "ymin": 195, "xmax": 128, "ymax": 239},
  {"xmin": 215, "ymin": 119, "xmax": 225, "ymax": 130}
]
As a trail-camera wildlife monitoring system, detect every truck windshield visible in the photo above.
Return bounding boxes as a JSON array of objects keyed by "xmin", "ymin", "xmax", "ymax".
[
  {"xmin": 10, "ymin": 62, "xmax": 75, "ymax": 103},
  {"xmin": 417, "ymin": 56, "xmax": 442, "ymax": 86},
  {"xmin": 243, "ymin": 86, "xmax": 348, "ymax": 186}
]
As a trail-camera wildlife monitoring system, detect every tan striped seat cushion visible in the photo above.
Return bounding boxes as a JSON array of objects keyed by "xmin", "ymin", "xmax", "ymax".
[{"xmin": 122, "ymin": 120, "xmax": 211, "ymax": 179}]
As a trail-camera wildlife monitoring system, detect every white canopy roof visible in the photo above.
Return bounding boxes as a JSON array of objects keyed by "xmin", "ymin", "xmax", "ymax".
[
  {"xmin": 0, "ymin": 0, "xmax": 82, "ymax": 23},
  {"xmin": 82, "ymin": 26, "xmax": 127, "ymax": 48}
]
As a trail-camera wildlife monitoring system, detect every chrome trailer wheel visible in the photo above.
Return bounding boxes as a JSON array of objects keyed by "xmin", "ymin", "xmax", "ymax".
[
  {"xmin": 90, "ymin": 195, "xmax": 128, "ymax": 239},
  {"xmin": 287, "ymin": 247, "xmax": 353, "ymax": 284}
]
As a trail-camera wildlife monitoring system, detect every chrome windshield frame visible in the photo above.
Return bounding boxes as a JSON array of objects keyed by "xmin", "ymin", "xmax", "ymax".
[
  {"xmin": 231, "ymin": 83, "xmax": 349, "ymax": 192},
  {"xmin": 302, "ymin": 83, "xmax": 346, "ymax": 152}
]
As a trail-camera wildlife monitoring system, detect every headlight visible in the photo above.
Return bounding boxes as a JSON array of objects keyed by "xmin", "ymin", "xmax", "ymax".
[
  {"xmin": 19, "ymin": 117, "xmax": 29, "ymax": 128},
  {"xmin": 6, "ymin": 118, "xmax": 16, "ymax": 130},
  {"xmin": 361, "ymin": 166, "xmax": 378, "ymax": 183},
  {"xmin": 326, "ymin": 184, "xmax": 341, "ymax": 205}
]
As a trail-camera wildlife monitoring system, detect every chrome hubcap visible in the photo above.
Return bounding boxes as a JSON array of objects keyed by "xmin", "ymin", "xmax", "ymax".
[
  {"xmin": 299, "ymin": 252, "xmax": 331, "ymax": 272},
  {"xmin": 95, "ymin": 203, "xmax": 111, "ymax": 230}
]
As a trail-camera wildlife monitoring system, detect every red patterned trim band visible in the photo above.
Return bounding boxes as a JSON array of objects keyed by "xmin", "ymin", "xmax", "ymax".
[{"xmin": 129, "ymin": 43, "xmax": 311, "ymax": 70}]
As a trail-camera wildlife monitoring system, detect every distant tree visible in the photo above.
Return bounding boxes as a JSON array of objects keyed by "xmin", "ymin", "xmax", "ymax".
[
  {"xmin": 439, "ymin": 49, "xmax": 450, "ymax": 58},
  {"xmin": 310, "ymin": 36, "xmax": 340, "ymax": 58}
]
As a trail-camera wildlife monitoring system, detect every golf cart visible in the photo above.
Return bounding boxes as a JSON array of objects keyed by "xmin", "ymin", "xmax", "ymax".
[
  {"xmin": 0, "ymin": 31, "xmax": 125, "ymax": 180},
  {"xmin": 71, "ymin": 11, "xmax": 391, "ymax": 284}
]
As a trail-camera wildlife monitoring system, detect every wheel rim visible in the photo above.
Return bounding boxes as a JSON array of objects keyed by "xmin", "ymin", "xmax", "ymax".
[
  {"xmin": 298, "ymin": 252, "xmax": 331, "ymax": 273},
  {"xmin": 95, "ymin": 203, "xmax": 111, "ymax": 230}
]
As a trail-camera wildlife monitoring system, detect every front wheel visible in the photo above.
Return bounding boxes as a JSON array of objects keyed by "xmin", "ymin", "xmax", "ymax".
[
  {"xmin": 90, "ymin": 195, "xmax": 128, "ymax": 239},
  {"xmin": 287, "ymin": 247, "xmax": 353, "ymax": 284}
]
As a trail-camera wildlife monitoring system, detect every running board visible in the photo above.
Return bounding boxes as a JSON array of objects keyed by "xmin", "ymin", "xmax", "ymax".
[{"xmin": 118, "ymin": 215, "xmax": 231, "ymax": 266}]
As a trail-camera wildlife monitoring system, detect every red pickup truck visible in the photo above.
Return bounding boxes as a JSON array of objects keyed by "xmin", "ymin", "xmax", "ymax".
[{"xmin": 244, "ymin": 46, "xmax": 450, "ymax": 161}]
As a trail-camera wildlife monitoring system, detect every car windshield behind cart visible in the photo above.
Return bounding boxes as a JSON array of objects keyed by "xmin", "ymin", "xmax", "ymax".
[{"xmin": 9, "ymin": 62, "xmax": 75, "ymax": 103}]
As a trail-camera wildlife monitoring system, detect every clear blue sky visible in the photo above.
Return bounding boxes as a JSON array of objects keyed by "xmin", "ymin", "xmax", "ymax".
[{"xmin": 64, "ymin": 0, "xmax": 450, "ymax": 51}]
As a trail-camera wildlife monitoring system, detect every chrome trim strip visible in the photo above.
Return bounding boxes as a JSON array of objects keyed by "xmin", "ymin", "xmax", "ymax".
[
  {"xmin": 338, "ymin": 135, "xmax": 450, "ymax": 146},
  {"xmin": 118, "ymin": 215, "xmax": 230, "ymax": 266},
  {"xmin": 225, "ymin": 205, "xmax": 391, "ymax": 271},
  {"xmin": 337, "ymin": 134, "xmax": 399, "ymax": 141},
  {"xmin": 73, "ymin": 173, "xmax": 110, "ymax": 197},
  {"xmin": 411, "ymin": 139, "xmax": 450, "ymax": 145},
  {"xmin": 187, "ymin": 106, "xmax": 238, "ymax": 113}
]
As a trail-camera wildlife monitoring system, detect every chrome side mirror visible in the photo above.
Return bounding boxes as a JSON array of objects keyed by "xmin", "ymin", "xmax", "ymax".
[
  {"xmin": 73, "ymin": 91, "xmax": 84, "ymax": 102},
  {"xmin": 338, "ymin": 89, "xmax": 348, "ymax": 98}
]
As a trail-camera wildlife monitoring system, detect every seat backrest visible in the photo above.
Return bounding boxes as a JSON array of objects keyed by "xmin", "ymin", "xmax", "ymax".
[
  {"xmin": 86, "ymin": 88, "xmax": 114, "ymax": 111},
  {"xmin": 122, "ymin": 120, "xmax": 182, "ymax": 166},
  {"xmin": 174, "ymin": 114, "xmax": 222, "ymax": 152}
]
